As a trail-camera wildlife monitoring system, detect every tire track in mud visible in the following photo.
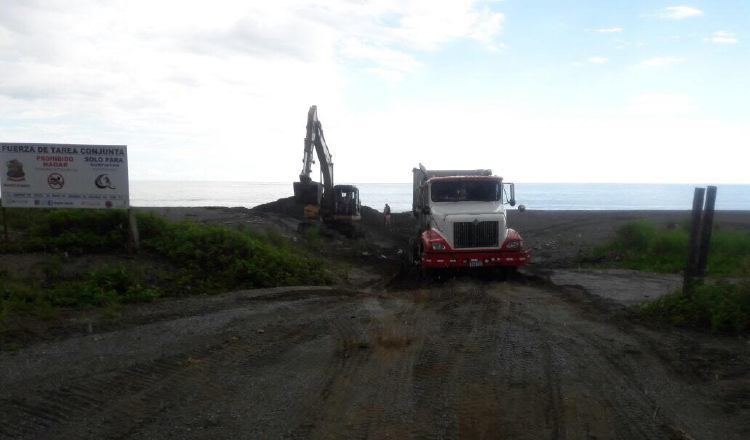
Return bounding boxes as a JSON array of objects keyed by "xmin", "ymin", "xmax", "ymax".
[
  {"xmin": 540, "ymin": 328, "xmax": 567, "ymax": 440},
  {"xmin": 294, "ymin": 297, "xmax": 425, "ymax": 440},
  {"xmin": 289, "ymin": 311, "xmax": 376, "ymax": 439},
  {"xmin": 450, "ymin": 288, "xmax": 508, "ymax": 440},
  {"xmin": 2, "ymin": 279, "xmax": 746, "ymax": 440},
  {"xmin": 0, "ymin": 298, "xmax": 343, "ymax": 440},
  {"xmin": 556, "ymin": 319, "xmax": 737, "ymax": 440},
  {"xmin": 486, "ymin": 287, "xmax": 569, "ymax": 440},
  {"xmin": 0, "ymin": 355, "xmax": 187, "ymax": 440},
  {"xmin": 408, "ymin": 281, "xmax": 548, "ymax": 440},
  {"xmin": 541, "ymin": 279, "xmax": 750, "ymax": 440},
  {"xmin": 411, "ymin": 288, "xmax": 484, "ymax": 439},
  {"xmin": 509, "ymin": 285, "xmax": 689, "ymax": 440}
]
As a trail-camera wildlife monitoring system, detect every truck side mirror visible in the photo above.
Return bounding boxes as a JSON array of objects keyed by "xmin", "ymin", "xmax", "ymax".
[{"xmin": 504, "ymin": 182, "xmax": 516, "ymax": 207}]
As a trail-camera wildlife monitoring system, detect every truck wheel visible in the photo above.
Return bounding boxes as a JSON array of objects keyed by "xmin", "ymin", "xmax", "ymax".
[
  {"xmin": 401, "ymin": 243, "xmax": 413, "ymax": 270},
  {"xmin": 405, "ymin": 237, "xmax": 421, "ymax": 267}
]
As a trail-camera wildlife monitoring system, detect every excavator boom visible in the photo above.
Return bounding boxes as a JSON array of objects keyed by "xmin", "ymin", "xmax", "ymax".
[
  {"xmin": 298, "ymin": 105, "xmax": 333, "ymax": 187},
  {"xmin": 294, "ymin": 105, "xmax": 333, "ymax": 207}
]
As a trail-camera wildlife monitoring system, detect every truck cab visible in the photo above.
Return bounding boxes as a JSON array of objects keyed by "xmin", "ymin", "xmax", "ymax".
[{"xmin": 412, "ymin": 164, "xmax": 530, "ymax": 269}]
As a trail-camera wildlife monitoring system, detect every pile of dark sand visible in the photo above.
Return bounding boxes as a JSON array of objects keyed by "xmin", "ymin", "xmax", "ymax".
[{"xmin": 251, "ymin": 197, "xmax": 416, "ymax": 237}]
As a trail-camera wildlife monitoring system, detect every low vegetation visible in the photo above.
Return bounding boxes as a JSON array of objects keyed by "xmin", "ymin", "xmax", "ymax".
[
  {"xmin": 589, "ymin": 220, "xmax": 750, "ymax": 334},
  {"xmin": 637, "ymin": 281, "xmax": 750, "ymax": 334},
  {"xmin": 589, "ymin": 220, "xmax": 750, "ymax": 276},
  {"xmin": 0, "ymin": 209, "xmax": 330, "ymax": 325}
]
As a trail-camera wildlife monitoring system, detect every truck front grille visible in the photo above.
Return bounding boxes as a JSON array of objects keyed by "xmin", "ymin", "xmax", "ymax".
[{"xmin": 453, "ymin": 221, "xmax": 499, "ymax": 248}]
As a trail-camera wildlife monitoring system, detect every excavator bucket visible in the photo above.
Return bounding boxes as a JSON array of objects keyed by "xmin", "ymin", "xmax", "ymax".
[{"xmin": 293, "ymin": 181, "xmax": 323, "ymax": 205}]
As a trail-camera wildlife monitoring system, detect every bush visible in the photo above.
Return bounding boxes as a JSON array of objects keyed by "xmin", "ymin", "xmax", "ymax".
[
  {"xmin": 0, "ymin": 210, "xmax": 331, "ymax": 320},
  {"xmin": 138, "ymin": 215, "xmax": 330, "ymax": 289},
  {"xmin": 637, "ymin": 280, "xmax": 750, "ymax": 334}
]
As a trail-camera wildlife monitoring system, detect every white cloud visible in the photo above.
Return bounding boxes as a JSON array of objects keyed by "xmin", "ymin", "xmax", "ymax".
[
  {"xmin": 659, "ymin": 6, "xmax": 703, "ymax": 20},
  {"xmin": 364, "ymin": 68, "xmax": 407, "ymax": 82},
  {"xmin": 3, "ymin": 1, "xmax": 748, "ymax": 185},
  {"xmin": 711, "ymin": 31, "xmax": 738, "ymax": 45},
  {"xmin": 388, "ymin": 3, "xmax": 505, "ymax": 51},
  {"xmin": 340, "ymin": 39, "xmax": 421, "ymax": 77},
  {"xmin": 626, "ymin": 94, "xmax": 697, "ymax": 115},
  {"xmin": 588, "ymin": 56, "xmax": 609, "ymax": 64},
  {"xmin": 638, "ymin": 56, "xmax": 685, "ymax": 67},
  {"xmin": 596, "ymin": 27, "xmax": 622, "ymax": 34},
  {"xmin": 0, "ymin": 0, "xmax": 511, "ymax": 181}
]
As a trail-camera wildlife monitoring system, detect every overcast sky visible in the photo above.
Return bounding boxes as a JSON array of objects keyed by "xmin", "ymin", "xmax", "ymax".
[{"xmin": 1, "ymin": 1, "xmax": 748, "ymax": 183}]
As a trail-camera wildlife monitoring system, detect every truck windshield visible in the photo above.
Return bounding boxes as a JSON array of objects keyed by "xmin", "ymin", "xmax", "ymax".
[{"xmin": 430, "ymin": 180, "xmax": 501, "ymax": 202}]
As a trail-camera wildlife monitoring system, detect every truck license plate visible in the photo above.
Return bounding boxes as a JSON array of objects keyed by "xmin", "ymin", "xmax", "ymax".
[{"xmin": 469, "ymin": 260, "xmax": 483, "ymax": 267}]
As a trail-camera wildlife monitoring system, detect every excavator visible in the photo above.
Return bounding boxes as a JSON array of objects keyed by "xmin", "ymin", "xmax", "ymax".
[{"xmin": 293, "ymin": 105, "xmax": 361, "ymax": 233}]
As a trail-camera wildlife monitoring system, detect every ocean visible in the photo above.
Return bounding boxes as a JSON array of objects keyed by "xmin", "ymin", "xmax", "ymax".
[{"xmin": 129, "ymin": 181, "xmax": 750, "ymax": 212}]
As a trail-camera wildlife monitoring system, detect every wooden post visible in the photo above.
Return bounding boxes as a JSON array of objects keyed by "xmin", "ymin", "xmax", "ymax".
[
  {"xmin": 696, "ymin": 186, "xmax": 717, "ymax": 278},
  {"xmin": 683, "ymin": 187, "xmax": 705, "ymax": 295},
  {"xmin": 127, "ymin": 208, "xmax": 140, "ymax": 254},
  {"xmin": 0, "ymin": 198, "xmax": 7, "ymax": 243}
]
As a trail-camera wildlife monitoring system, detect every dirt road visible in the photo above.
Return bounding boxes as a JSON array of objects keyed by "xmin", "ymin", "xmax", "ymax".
[{"xmin": 2, "ymin": 274, "xmax": 748, "ymax": 440}]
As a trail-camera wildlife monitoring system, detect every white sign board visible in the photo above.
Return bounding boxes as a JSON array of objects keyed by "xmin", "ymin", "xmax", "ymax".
[{"xmin": 0, "ymin": 143, "xmax": 129, "ymax": 209}]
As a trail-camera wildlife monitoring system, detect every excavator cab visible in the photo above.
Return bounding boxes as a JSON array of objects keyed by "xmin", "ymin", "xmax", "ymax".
[{"xmin": 331, "ymin": 185, "xmax": 361, "ymax": 221}]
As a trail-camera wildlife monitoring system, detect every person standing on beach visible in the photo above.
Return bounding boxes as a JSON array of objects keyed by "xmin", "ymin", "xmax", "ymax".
[{"xmin": 384, "ymin": 203, "xmax": 391, "ymax": 227}]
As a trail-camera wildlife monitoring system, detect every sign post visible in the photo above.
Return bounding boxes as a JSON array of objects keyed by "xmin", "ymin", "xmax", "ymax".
[{"xmin": 0, "ymin": 198, "xmax": 7, "ymax": 243}]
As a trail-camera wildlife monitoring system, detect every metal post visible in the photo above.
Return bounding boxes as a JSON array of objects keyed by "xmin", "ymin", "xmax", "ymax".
[
  {"xmin": 696, "ymin": 186, "xmax": 717, "ymax": 278},
  {"xmin": 683, "ymin": 187, "xmax": 705, "ymax": 295}
]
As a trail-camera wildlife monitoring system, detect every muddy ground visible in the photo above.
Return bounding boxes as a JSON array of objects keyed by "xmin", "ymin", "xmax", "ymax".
[{"xmin": 1, "ymin": 203, "xmax": 749, "ymax": 439}]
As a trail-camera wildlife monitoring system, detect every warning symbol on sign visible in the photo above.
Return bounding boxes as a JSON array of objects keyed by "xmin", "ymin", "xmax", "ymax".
[{"xmin": 48, "ymin": 173, "xmax": 65, "ymax": 189}]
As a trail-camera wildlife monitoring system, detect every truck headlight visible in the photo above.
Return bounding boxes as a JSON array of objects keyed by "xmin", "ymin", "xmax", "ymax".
[
  {"xmin": 504, "ymin": 240, "xmax": 520, "ymax": 250},
  {"xmin": 431, "ymin": 242, "xmax": 446, "ymax": 251}
]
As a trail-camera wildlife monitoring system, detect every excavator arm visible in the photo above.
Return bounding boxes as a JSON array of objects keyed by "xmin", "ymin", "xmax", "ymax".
[
  {"xmin": 298, "ymin": 105, "xmax": 334, "ymax": 189},
  {"xmin": 294, "ymin": 105, "xmax": 335, "ymax": 211}
]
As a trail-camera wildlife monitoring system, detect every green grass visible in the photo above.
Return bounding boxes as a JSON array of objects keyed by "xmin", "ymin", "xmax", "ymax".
[
  {"xmin": 589, "ymin": 220, "xmax": 750, "ymax": 276},
  {"xmin": 0, "ymin": 209, "xmax": 331, "ymax": 323},
  {"xmin": 636, "ymin": 280, "xmax": 750, "ymax": 334},
  {"xmin": 2, "ymin": 209, "xmax": 130, "ymax": 254},
  {"xmin": 1, "ymin": 265, "xmax": 158, "ymax": 318}
]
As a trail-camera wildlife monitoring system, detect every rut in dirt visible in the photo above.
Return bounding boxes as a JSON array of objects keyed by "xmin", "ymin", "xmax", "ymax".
[{"xmin": 1, "ymin": 278, "xmax": 746, "ymax": 440}]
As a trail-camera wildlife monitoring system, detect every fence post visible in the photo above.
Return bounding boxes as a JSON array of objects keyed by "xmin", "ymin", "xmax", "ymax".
[
  {"xmin": 0, "ymin": 198, "xmax": 7, "ymax": 243},
  {"xmin": 696, "ymin": 186, "xmax": 717, "ymax": 278},
  {"xmin": 127, "ymin": 208, "xmax": 140, "ymax": 254},
  {"xmin": 2, "ymin": 207, "xmax": 6, "ymax": 243},
  {"xmin": 683, "ymin": 187, "xmax": 705, "ymax": 295}
]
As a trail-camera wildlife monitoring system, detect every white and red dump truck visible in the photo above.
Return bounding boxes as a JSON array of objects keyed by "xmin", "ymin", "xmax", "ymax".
[{"xmin": 410, "ymin": 164, "xmax": 530, "ymax": 269}]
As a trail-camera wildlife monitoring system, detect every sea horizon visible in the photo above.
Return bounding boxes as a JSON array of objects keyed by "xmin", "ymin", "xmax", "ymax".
[{"xmin": 128, "ymin": 181, "xmax": 750, "ymax": 212}]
